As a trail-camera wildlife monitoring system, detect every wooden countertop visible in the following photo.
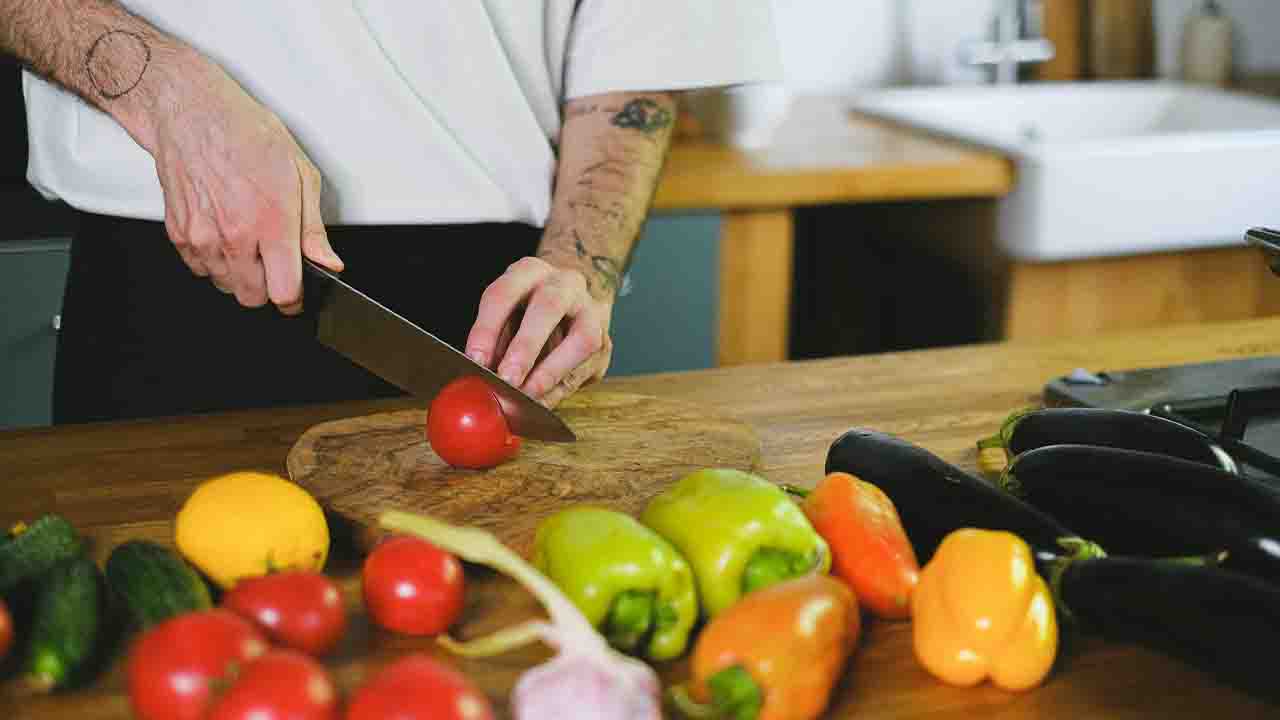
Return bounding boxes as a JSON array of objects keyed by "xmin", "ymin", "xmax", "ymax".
[
  {"xmin": 652, "ymin": 94, "xmax": 1015, "ymax": 211},
  {"xmin": 6, "ymin": 318, "xmax": 1280, "ymax": 719}
]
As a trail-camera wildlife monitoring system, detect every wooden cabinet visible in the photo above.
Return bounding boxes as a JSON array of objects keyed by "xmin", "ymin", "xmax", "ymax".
[
  {"xmin": 790, "ymin": 199, "xmax": 1280, "ymax": 355},
  {"xmin": 1003, "ymin": 246, "xmax": 1280, "ymax": 340}
]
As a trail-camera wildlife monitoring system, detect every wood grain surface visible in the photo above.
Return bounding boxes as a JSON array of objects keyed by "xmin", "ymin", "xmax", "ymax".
[
  {"xmin": 1004, "ymin": 246, "xmax": 1280, "ymax": 340},
  {"xmin": 6, "ymin": 318, "xmax": 1280, "ymax": 718},
  {"xmin": 653, "ymin": 96, "xmax": 1014, "ymax": 212},
  {"xmin": 286, "ymin": 392, "xmax": 761, "ymax": 555}
]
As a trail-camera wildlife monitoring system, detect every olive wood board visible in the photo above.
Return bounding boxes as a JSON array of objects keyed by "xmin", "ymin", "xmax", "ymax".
[{"xmin": 286, "ymin": 391, "xmax": 762, "ymax": 554}]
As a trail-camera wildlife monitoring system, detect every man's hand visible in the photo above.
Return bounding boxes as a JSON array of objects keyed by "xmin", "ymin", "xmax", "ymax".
[
  {"xmin": 0, "ymin": 0, "xmax": 342, "ymax": 314},
  {"xmin": 465, "ymin": 92, "xmax": 674, "ymax": 408},
  {"xmin": 466, "ymin": 256, "xmax": 613, "ymax": 409},
  {"xmin": 149, "ymin": 57, "xmax": 342, "ymax": 313}
]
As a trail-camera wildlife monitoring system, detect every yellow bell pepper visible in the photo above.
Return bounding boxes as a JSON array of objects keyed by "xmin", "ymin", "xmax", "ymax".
[{"xmin": 911, "ymin": 528, "xmax": 1057, "ymax": 692}]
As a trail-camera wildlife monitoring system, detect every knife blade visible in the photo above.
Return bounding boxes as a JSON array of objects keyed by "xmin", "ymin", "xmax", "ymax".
[{"xmin": 302, "ymin": 259, "xmax": 576, "ymax": 442}]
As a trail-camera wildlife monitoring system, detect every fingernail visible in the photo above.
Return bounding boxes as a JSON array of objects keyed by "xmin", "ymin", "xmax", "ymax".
[{"xmin": 467, "ymin": 350, "xmax": 486, "ymax": 366}]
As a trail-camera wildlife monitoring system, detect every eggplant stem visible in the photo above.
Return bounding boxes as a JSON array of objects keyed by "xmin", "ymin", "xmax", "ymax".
[
  {"xmin": 1046, "ymin": 537, "xmax": 1109, "ymax": 626},
  {"xmin": 976, "ymin": 434, "xmax": 1004, "ymax": 451},
  {"xmin": 994, "ymin": 464, "xmax": 1024, "ymax": 497},
  {"xmin": 998, "ymin": 406, "xmax": 1037, "ymax": 448}
]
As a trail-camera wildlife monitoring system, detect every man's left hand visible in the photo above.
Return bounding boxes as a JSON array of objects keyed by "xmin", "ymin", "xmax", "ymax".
[{"xmin": 464, "ymin": 256, "xmax": 613, "ymax": 409}]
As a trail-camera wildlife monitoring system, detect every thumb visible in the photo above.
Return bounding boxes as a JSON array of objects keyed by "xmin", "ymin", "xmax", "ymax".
[{"xmin": 299, "ymin": 163, "xmax": 343, "ymax": 272}]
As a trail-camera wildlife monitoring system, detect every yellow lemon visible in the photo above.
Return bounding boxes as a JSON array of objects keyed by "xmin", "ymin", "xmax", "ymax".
[{"xmin": 175, "ymin": 471, "xmax": 329, "ymax": 589}]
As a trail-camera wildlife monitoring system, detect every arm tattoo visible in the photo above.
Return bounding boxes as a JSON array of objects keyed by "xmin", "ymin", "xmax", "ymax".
[
  {"xmin": 541, "ymin": 93, "xmax": 674, "ymax": 302},
  {"xmin": 574, "ymin": 231, "xmax": 622, "ymax": 295},
  {"xmin": 538, "ymin": 229, "xmax": 624, "ymax": 298},
  {"xmin": 611, "ymin": 99, "xmax": 673, "ymax": 134},
  {"xmin": 85, "ymin": 29, "xmax": 149, "ymax": 99}
]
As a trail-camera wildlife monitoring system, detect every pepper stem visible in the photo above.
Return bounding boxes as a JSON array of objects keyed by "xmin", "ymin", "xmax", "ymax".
[
  {"xmin": 708, "ymin": 665, "xmax": 763, "ymax": 720},
  {"xmin": 668, "ymin": 685, "xmax": 717, "ymax": 719},
  {"xmin": 741, "ymin": 547, "xmax": 812, "ymax": 595},
  {"xmin": 780, "ymin": 484, "xmax": 811, "ymax": 500},
  {"xmin": 604, "ymin": 590, "xmax": 655, "ymax": 653}
]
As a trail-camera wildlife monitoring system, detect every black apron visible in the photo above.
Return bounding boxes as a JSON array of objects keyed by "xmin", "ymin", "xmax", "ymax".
[{"xmin": 53, "ymin": 212, "xmax": 541, "ymax": 424}]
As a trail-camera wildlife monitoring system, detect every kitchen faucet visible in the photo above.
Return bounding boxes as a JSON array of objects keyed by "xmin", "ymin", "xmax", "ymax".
[{"xmin": 960, "ymin": 0, "xmax": 1056, "ymax": 84}]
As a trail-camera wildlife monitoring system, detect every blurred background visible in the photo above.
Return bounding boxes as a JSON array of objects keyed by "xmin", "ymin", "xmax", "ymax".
[{"xmin": 4, "ymin": 1, "xmax": 1280, "ymax": 428}]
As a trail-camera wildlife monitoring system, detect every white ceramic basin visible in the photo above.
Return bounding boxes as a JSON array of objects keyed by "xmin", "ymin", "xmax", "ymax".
[{"xmin": 850, "ymin": 81, "xmax": 1280, "ymax": 261}]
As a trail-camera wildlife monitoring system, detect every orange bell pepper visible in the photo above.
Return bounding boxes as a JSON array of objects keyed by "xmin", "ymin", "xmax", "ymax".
[
  {"xmin": 787, "ymin": 472, "xmax": 920, "ymax": 619},
  {"xmin": 911, "ymin": 528, "xmax": 1058, "ymax": 692},
  {"xmin": 671, "ymin": 574, "xmax": 860, "ymax": 720}
]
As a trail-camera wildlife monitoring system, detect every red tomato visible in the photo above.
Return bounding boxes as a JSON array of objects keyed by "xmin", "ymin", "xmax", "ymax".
[
  {"xmin": 127, "ymin": 609, "xmax": 268, "ymax": 720},
  {"xmin": 345, "ymin": 654, "xmax": 493, "ymax": 720},
  {"xmin": 207, "ymin": 649, "xmax": 338, "ymax": 720},
  {"xmin": 0, "ymin": 597, "xmax": 12, "ymax": 661},
  {"xmin": 362, "ymin": 535, "xmax": 465, "ymax": 636},
  {"xmin": 222, "ymin": 571, "xmax": 347, "ymax": 656},
  {"xmin": 427, "ymin": 376, "xmax": 521, "ymax": 469}
]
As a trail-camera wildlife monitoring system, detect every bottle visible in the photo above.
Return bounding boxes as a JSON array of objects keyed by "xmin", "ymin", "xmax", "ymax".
[{"xmin": 1180, "ymin": 0, "xmax": 1233, "ymax": 87}]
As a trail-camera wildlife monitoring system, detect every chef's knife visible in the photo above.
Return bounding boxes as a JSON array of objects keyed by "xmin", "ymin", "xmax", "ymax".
[{"xmin": 302, "ymin": 258, "xmax": 576, "ymax": 442}]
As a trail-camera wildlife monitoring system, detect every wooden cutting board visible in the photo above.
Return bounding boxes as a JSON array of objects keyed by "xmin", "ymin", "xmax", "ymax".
[{"xmin": 286, "ymin": 391, "xmax": 761, "ymax": 554}]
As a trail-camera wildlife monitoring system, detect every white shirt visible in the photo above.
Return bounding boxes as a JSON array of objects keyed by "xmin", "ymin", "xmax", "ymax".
[{"xmin": 23, "ymin": 1, "xmax": 781, "ymax": 226}]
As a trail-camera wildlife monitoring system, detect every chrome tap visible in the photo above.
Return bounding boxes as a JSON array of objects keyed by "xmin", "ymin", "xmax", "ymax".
[{"xmin": 960, "ymin": 0, "xmax": 1056, "ymax": 84}]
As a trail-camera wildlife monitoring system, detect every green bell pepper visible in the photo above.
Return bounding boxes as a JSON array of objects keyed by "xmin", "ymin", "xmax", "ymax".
[
  {"xmin": 641, "ymin": 468, "xmax": 830, "ymax": 618},
  {"xmin": 531, "ymin": 505, "xmax": 698, "ymax": 661}
]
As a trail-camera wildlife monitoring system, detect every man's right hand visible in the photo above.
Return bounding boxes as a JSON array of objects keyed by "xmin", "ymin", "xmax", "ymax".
[
  {"xmin": 145, "ymin": 55, "xmax": 343, "ymax": 314},
  {"xmin": 1, "ymin": 2, "xmax": 340, "ymax": 313}
]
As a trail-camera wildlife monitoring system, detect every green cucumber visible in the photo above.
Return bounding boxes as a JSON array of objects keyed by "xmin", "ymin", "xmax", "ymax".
[
  {"xmin": 105, "ymin": 540, "xmax": 212, "ymax": 627},
  {"xmin": 24, "ymin": 555, "xmax": 104, "ymax": 692},
  {"xmin": 0, "ymin": 514, "xmax": 85, "ymax": 593}
]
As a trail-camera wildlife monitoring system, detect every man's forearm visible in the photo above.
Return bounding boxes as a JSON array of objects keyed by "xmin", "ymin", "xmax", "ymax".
[
  {"xmin": 1, "ymin": 0, "xmax": 197, "ymax": 151},
  {"xmin": 538, "ymin": 92, "xmax": 676, "ymax": 303}
]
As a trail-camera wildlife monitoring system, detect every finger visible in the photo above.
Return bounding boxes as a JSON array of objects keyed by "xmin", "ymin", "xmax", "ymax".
[
  {"xmin": 496, "ymin": 281, "xmax": 582, "ymax": 389},
  {"xmin": 261, "ymin": 170, "xmax": 309, "ymax": 316},
  {"xmin": 521, "ymin": 313, "xmax": 606, "ymax": 400},
  {"xmin": 176, "ymin": 245, "xmax": 209, "ymax": 277},
  {"xmin": 539, "ymin": 383, "xmax": 571, "ymax": 410},
  {"xmin": 165, "ymin": 215, "xmax": 210, "ymax": 277},
  {"xmin": 465, "ymin": 258, "xmax": 552, "ymax": 369},
  {"xmin": 491, "ymin": 319, "xmax": 517, "ymax": 372},
  {"xmin": 225, "ymin": 239, "xmax": 270, "ymax": 308},
  {"xmin": 297, "ymin": 163, "xmax": 342, "ymax": 272},
  {"xmin": 538, "ymin": 357, "xmax": 603, "ymax": 409},
  {"xmin": 204, "ymin": 243, "xmax": 231, "ymax": 281}
]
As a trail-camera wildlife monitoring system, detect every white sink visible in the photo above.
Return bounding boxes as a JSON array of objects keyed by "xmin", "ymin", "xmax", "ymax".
[{"xmin": 850, "ymin": 81, "xmax": 1280, "ymax": 262}]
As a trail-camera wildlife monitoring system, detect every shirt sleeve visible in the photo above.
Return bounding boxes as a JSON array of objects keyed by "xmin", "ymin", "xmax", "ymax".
[{"xmin": 563, "ymin": 0, "xmax": 783, "ymax": 100}]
